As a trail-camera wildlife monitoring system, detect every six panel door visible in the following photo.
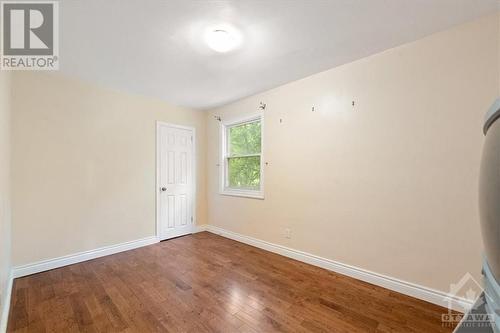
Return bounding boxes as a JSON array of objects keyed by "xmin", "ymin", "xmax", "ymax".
[{"xmin": 159, "ymin": 125, "xmax": 194, "ymax": 240}]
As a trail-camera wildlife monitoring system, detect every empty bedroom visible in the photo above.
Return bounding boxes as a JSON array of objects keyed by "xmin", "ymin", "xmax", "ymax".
[{"xmin": 1, "ymin": 0, "xmax": 500, "ymax": 332}]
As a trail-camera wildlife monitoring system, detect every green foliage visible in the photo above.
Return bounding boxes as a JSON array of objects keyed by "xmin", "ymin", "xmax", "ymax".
[
  {"xmin": 227, "ymin": 121, "xmax": 261, "ymax": 189},
  {"xmin": 228, "ymin": 156, "xmax": 261, "ymax": 189},
  {"xmin": 229, "ymin": 121, "xmax": 261, "ymax": 155}
]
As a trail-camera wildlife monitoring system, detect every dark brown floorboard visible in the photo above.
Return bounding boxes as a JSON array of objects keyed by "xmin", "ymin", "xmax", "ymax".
[{"xmin": 7, "ymin": 232, "xmax": 457, "ymax": 332}]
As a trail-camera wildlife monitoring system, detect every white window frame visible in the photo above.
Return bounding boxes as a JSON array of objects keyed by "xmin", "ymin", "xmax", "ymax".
[{"xmin": 219, "ymin": 113, "xmax": 264, "ymax": 199}]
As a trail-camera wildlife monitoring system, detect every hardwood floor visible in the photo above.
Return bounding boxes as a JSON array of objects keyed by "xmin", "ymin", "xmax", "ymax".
[{"xmin": 8, "ymin": 232, "xmax": 457, "ymax": 332}]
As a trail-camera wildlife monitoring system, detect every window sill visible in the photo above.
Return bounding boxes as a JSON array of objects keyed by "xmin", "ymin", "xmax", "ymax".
[{"xmin": 220, "ymin": 189, "xmax": 264, "ymax": 200}]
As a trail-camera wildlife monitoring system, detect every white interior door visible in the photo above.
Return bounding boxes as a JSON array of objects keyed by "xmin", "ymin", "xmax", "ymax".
[{"xmin": 158, "ymin": 124, "xmax": 194, "ymax": 240}]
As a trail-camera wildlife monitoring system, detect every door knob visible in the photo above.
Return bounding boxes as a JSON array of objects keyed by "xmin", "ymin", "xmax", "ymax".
[{"xmin": 161, "ymin": 187, "xmax": 167, "ymax": 192}]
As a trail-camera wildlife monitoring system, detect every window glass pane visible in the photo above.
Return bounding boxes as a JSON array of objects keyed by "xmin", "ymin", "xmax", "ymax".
[
  {"xmin": 228, "ymin": 156, "xmax": 260, "ymax": 189},
  {"xmin": 229, "ymin": 121, "xmax": 261, "ymax": 156}
]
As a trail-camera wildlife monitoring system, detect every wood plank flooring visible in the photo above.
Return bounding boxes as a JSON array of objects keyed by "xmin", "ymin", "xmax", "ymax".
[{"xmin": 7, "ymin": 232, "xmax": 457, "ymax": 332}]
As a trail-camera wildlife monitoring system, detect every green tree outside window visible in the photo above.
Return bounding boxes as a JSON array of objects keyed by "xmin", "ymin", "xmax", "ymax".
[{"xmin": 226, "ymin": 120, "xmax": 261, "ymax": 189}]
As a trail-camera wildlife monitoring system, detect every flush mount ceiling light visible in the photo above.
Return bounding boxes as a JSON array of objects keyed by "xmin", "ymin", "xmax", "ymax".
[{"xmin": 205, "ymin": 27, "xmax": 242, "ymax": 53}]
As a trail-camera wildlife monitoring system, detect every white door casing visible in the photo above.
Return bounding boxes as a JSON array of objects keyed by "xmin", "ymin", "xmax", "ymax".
[{"xmin": 157, "ymin": 122, "xmax": 195, "ymax": 240}]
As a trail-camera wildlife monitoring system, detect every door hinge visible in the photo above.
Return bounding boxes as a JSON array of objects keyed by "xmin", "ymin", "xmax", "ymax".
[
  {"xmin": 191, "ymin": 136, "xmax": 193, "ymax": 142},
  {"xmin": 191, "ymin": 216, "xmax": 193, "ymax": 222}
]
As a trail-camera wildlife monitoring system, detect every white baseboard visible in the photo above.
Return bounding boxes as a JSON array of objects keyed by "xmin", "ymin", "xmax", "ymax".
[
  {"xmin": 12, "ymin": 236, "xmax": 159, "ymax": 278},
  {"xmin": 0, "ymin": 271, "xmax": 13, "ymax": 333},
  {"xmin": 10, "ymin": 225, "xmax": 219, "ymax": 279},
  {"xmin": 203, "ymin": 225, "xmax": 473, "ymax": 312}
]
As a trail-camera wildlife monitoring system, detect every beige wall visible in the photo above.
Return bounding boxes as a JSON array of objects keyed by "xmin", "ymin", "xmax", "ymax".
[
  {"xmin": 0, "ymin": 71, "xmax": 12, "ymax": 323},
  {"xmin": 206, "ymin": 14, "xmax": 500, "ymax": 292},
  {"xmin": 11, "ymin": 72, "xmax": 207, "ymax": 266}
]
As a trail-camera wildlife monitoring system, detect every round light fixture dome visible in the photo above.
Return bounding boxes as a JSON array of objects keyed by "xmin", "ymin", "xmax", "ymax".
[{"xmin": 205, "ymin": 28, "xmax": 240, "ymax": 53}]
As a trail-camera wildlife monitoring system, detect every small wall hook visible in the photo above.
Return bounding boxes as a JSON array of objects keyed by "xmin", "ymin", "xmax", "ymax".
[
  {"xmin": 214, "ymin": 115, "xmax": 222, "ymax": 121},
  {"xmin": 259, "ymin": 102, "xmax": 266, "ymax": 110}
]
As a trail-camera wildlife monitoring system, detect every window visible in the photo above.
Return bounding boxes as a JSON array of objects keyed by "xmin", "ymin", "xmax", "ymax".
[{"xmin": 221, "ymin": 115, "xmax": 264, "ymax": 199}]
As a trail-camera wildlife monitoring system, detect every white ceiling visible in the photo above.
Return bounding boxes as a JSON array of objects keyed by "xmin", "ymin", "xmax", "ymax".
[{"xmin": 60, "ymin": 0, "xmax": 499, "ymax": 110}]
